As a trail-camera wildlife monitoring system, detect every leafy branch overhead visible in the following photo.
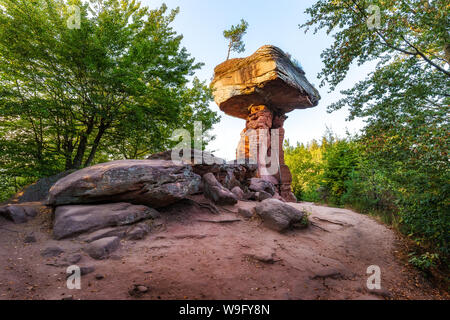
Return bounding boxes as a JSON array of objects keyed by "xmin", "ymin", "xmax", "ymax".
[
  {"xmin": 300, "ymin": 0, "xmax": 449, "ymax": 91},
  {"xmin": 223, "ymin": 19, "xmax": 249, "ymax": 60}
]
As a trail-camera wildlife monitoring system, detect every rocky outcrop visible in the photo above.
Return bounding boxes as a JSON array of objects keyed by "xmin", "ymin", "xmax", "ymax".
[
  {"xmin": 255, "ymin": 199, "xmax": 306, "ymax": 232},
  {"xmin": 0, "ymin": 203, "xmax": 39, "ymax": 224},
  {"xmin": 148, "ymin": 149, "xmax": 258, "ymax": 191},
  {"xmin": 53, "ymin": 202, "xmax": 158, "ymax": 240},
  {"xmin": 47, "ymin": 160, "xmax": 201, "ymax": 208},
  {"xmin": 211, "ymin": 45, "xmax": 320, "ymax": 202},
  {"xmin": 202, "ymin": 173, "xmax": 238, "ymax": 206}
]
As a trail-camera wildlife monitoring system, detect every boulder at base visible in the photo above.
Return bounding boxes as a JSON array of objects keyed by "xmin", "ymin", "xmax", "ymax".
[
  {"xmin": 0, "ymin": 203, "xmax": 39, "ymax": 224},
  {"xmin": 85, "ymin": 237, "xmax": 120, "ymax": 260},
  {"xmin": 53, "ymin": 203, "xmax": 158, "ymax": 240},
  {"xmin": 255, "ymin": 199, "xmax": 305, "ymax": 232},
  {"xmin": 231, "ymin": 186, "xmax": 245, "ymax": 200},
  {"xmin": 248, "ymin": 178, "xmax": 276, "ymax": 196},
  {"xmin": 202, "ymin": 173, "xmax": 238, "ymax": 206},
  {"xmin": 47, "ymin": 160, "xmax": 201, "ymax": 208}
]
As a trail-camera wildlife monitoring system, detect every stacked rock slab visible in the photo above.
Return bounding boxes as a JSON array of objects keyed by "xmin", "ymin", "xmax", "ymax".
[
  {"xmin": 47, "ymin": 160, "xmax": 201, "ymax": 241},
  {"xmin": 211, "ymin": 45, "xmax": 321, "ymax": 202},
  {"xmin": 47, "ymin": 160, "xmax": 201, "ymax": 208}
]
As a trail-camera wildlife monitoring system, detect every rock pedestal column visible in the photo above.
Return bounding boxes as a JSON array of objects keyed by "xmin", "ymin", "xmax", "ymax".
[
  {"xmin": 237, "ymin": 105, "xmax": 272, "ymax": 163},
  {"xmin": 237, "ymin": 105, "xmax": 296, "ymax": 201},
  {"xmin": 272, "ymin": 115, "xmax": 297, "ymax": 202}
]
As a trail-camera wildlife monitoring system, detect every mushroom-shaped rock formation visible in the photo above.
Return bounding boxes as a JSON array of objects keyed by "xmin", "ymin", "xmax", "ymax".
[{"xmin": 211, "ymin": 45, "xmax": 321, "ymax": 202}]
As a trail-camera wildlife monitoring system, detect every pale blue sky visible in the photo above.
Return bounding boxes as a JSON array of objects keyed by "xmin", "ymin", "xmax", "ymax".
[{"xmin": 144, "ymin": 0, "xmax": 372, "ymax": 160}]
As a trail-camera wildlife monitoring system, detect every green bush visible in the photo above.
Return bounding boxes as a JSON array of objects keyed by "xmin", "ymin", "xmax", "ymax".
[
  {"xmin": 409, "ymin": 252, "xmax": 440, "ymax": 272},
  {"xmin": 285, "ymin": 130, "xmax": 449, "ymax": 265}
]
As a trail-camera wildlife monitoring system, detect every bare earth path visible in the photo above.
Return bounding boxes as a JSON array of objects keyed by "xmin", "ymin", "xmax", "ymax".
[{"xmin": 0, "ymin": 199, "xmax": 446, "ymax": 300}]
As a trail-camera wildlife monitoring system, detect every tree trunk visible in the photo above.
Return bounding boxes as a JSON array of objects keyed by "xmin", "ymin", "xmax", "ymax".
[
  {"xmin": 72, "ymin": 120, "xmax": 95, "ymax": 169},
  {"xmin": 227, "ymin": 42, "xmax": 232, "ymax": 60},
  {"xmin": 84, "ymin": 124, "xmax": 107, "ymax": 168},
  {"xmin": 72, "ymin": 134, "xmax": 89, "ymax": 169},
  {"xmin": 63, "ymin": 137, "xmax": 74, "ymax": 171}
]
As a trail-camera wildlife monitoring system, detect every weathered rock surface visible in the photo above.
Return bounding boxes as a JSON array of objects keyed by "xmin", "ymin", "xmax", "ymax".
[
  {"xmin": 85, "ymin": 237, "xmax": 120, "ymax": 260},
  {"xmin": 41, "ymin": 246, "xmax": 64, "ymax": 258},
  {"xmin": 79, "ymin": 226, "xmax": 128, "ymax": 243},
  {"xmin": 0, "ymin": 204, "xmax": 39, "ymax": 224},
  {"xmin": 80, "ymin": 222, "xmax": 153, "ymax": 243},
  {"xmin": 65, "ymin": 253, "xmax": 82, "ymax": 265},
  {"xmin": 244, "ymin": 247, "xmax": 277, "ymax": 264},
  {"xmin": 148, "ymin": 150, "xmax": 258, "ymax": 190},
  {"xmin": 126, "ymin": 223, "xmax": 151, "ymax": 241},
  {"xmin": 248, "ymin": 178, "xmax": 276, "ymax": 196},
  {"xmin": 255, "ymin": 199, "xmax": 306, "ymax": 232},
  {"xmin": 211, "ymin": 45, "xmax": 320, "ymax": 120},
  {"xmin": 49, "ymin": 252, "xmax": 83, "ymax": 267},
  {"xmin": 238, "ymin": 207, "xmax": 254, "ymax": 219},
  {"xmin": 231, "ymin": 186, "xmax": 244, "ymax": 200},
  {"xmin": 80, "ymin": 266, "xmax": 96, "ymax": 276},
  {"xmin": 202, "ymin": 173, "xmax": 238, "ymax": 206},
  {"xmin": 47, "ymin": 160, "xmax": 201, "ymax": 208},
  {"xmin": 53, "ymin": 203, "xmax": 158, "ymax": 240},
  {"xmin": 255, "ymin": 191, "xmax": 272, "ymax": 202}
]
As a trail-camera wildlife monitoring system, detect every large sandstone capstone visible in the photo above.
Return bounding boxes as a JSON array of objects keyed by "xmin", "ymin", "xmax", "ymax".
[
  {"xmin": 47, "ymin": 160, "xmax": 201, "ymax": 207},
  {"xmin": 211, "ymin": 45, "xmax": 321, "ymax": 119},
  {"xmin": 53, "ymin": 202, "xmax": 158, "ymax": 240}
]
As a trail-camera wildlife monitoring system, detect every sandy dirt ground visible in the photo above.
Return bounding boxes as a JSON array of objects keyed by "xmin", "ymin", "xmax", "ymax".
[{"xmin": 0, "ymin": 198, "xmax": 447, "ymax": 300}]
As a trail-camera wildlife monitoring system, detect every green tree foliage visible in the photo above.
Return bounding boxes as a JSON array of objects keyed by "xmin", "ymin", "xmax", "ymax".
[
  {"xmin": 285, "ymin": 131, "xmax": 448, "ymax": 264},
  {"xmin": 285, "ymin": 132, "xmax": 360, "ymax": 206},
  {"xmin": 0, "ymin": 0, "xmax": 219, "ymax": 197},
  {"xmin": 301, "ymin": 0, "xmax": 449, "ymax": 89},
  {"xmin": 284, "ymin": 138, "xmax": 325, "ymax": 202},
  {"xmin": 223, "ymin": 19, "xmax": 249, "ymax": 60},
  {"xmin": 299, "ymin": 0, "xmax": 449, "ymax": 262},
  {"xmin": 321, "ymin": 138, "xmax": 360, "ymax": 205}
]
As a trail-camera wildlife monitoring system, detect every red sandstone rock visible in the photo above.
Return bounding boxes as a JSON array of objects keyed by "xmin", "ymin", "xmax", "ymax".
[
  {"xmin": 211, "ymin": 45, "xmax": 320, "ymax": 120},
  {"xmin": 212, "ymin": 45, "xmax": 320, "ymax": 202},
  {"xmin": 47, "ymin": 160, "xmax": 201, "ymax": 208}
]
